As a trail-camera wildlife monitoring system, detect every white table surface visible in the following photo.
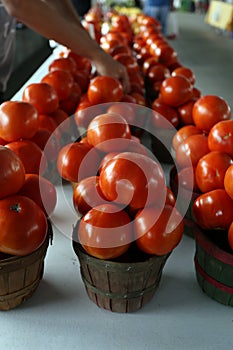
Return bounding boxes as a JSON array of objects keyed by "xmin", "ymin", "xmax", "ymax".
[{"xmin": 2, "ymin": 48, "xmax": 233, "ymax": 350}]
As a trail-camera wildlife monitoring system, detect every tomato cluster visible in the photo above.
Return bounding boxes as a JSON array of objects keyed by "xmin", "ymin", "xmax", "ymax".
[
  {"xmin": 171, "ymin": 94, "xmax": 233, "ymax": 251},
  {"xmin": 57, "ymin": 110, "xmax": 184, "ymax": 260}
]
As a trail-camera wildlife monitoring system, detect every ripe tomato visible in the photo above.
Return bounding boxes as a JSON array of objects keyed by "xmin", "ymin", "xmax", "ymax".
[
  {"xmin": 106, "ymin": 103, "xmax": 135, "ymax": 125},
  {"xmin": 224, "ymin": 164, "xmax": 233, "ymax": 200},
  {"xmin": 165, "ymin": 187, "xmax": 176, "ymax": 207},
  {"xmin": 109, "ymin": 44, "xmax": 132, "ymax": 57},
  {"xmin": 6, "ymin": 140, "xmax": 48, "ymax": 175},
  {"xmin": 22, "ymin": 82, "xmax": 59, "ymax": 114},
  {"xmin": 74, "ymin": 99, "xmax": 103, "ymax": 129},
  {"xmin": 208, "ymin": 120, "xmax": 233, "ymax": 156},
  {"xmin": 0, "ymin": 146, "xmax": 25, "ymax": 199},
  {"xmin": 142, "ymin": 57, "xmax": 160, "ymax": 75},
  {"xmin": 113, "ymin": 53, "xmax": 139, "ymax": 75},
  {"xmin": 59, "ymin": 82, "xmax": 82, "ymax": 115},
  {"xmin": 134, "ymin": 205, "xmax": 184, "ymax": 256},
  {"xmin": 175, "ymin": 166, "xmax": 199, "ymax": 192},
  {"xmin": 153, "ymin": 44, "xmax": 178, "ymax": 66},
  {"xmin": 228, "ymin": 222, "xmax": 233, "ymax": 251},
  {"xmin": 87, "ymin": 113, "xmax": 131, "ymax": 153},
  {"xmin": 41, "ymin": 70, "xmax": 74, "ymax": 101},
  {"xmin": 172, "ymin": 125, "xmax": 202, "ymax": 152},
  {"xmin": 0, "ymin": 101, "xmax": 39, "ymax": 142},
  {"xmin": 17, "ymin": 174, "xmax": 57, "ymax": 217},
  {"xmin": 99, "ymin": 152, "xmax": 166, "ymax": 210},
  {"xmin": 0, "ymin": 195, "xmax": 48, "ymax": 256},
  {"xmin": 49, "ymin": 108, "xmax": 71, "ymax": 134},
  {"xmin": 151, "ymin": 101, "xmax": 179, "ymax": 129},
  {"xmin": 192, "ymin": 95, "xmax": 231, "ymax": 132},
  {"xmin": 177, "ymin": 99, "xmax": 196, "ymax": 126},
  {"xmin": 160, "ymin": 75, "xmax": 193, "ymax": 107},
  {"xmin": 146, "ymin": 64, "xmax": 170, "ymax": 84},
  {"xmin": 193, "ymin": 189, "xmax": 233, "ymax": 230},
  {"xmin": 48, "ymin": 57, "xmax": 77, "ymax": 75},
  {"xmin": 57, "ymin": 142, "xmax": 100, "ymax": 182},
  {"xmin": 171, "ymin": 66, "xmax": 196, "ymax": 85},
  {"xmin": 77, "ymin": 203, "xmax": 132, "ymax": 259},
  {"xmin": 87, "ymin": 76, "xmax": 123, "ymax": 104},
  {"xmin": 195, "ymin": 151, "xmax": 232, "ymax": 193},
  {"xmin": 38, "ymin": 114, "xmax": 58, "ymax": 134},
  {"xmin": 176, "ymin": 134, "xmax": 209, "ymax": 169},
  {"xmin": 65, "ymin": 51, "xmax": 92, "ymax": 76},
  {"xmin": 30, "ymin": 128, "xmax": 59, "ymax": 162},
  {"xmin": 73, "ymin": 176, "xmax": 107, "ymax": 215}
]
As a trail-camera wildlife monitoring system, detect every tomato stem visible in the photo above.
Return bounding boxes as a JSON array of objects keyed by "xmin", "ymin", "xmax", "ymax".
[{"xmin": 10, "ymin": 203, "xmax": 21, "ymax": 213}]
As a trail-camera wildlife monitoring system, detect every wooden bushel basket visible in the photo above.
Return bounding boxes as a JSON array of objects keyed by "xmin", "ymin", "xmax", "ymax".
[
  {"xmin": 0, "ymin": 221, "xmax": 52, "ymax": 311},
  {"xmin": 73, "ymin": 240, "xmax": 170, "ymax": 313},
  {"xmin": 194, "ymin": 226, "xmax": 233, "ymax": 306}
]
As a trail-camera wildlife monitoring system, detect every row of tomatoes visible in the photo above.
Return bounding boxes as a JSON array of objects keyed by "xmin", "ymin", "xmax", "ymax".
[{"xmin": 171, "ymin": 94, "xmax": 233, "ymax": 251}]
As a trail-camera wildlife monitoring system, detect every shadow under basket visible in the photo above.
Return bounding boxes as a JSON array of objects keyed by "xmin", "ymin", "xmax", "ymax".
[
  {"xmin": 0, "ymin": 221, "xmax": 52, "ymax": 311},
  {"xmin": 194, "ymin": 226, "xmax": 233, "ymax": 306},
  {"xmin": 73, "ymin": 241, "xmax": 170, "ymax": 313}
]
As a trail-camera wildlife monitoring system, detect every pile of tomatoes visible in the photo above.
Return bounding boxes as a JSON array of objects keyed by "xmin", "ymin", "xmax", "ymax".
[
  {"xmin": 171, "ymin": 94, "xmax": 233, "ymax": 252},
  {"xmin": 57, "ymin": 110, "xmax": 184, "ymax": 260}
]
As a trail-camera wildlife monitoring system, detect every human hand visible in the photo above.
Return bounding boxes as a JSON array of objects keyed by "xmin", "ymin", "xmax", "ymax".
[{"xmin": 92, "ymin": 50, "xmax": 130, "ymax": 94}]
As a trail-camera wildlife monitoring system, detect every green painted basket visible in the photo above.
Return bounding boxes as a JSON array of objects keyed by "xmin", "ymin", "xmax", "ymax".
[{"xmin": 194, "ymin": 226, "xmax": 233, "ymax": 306}]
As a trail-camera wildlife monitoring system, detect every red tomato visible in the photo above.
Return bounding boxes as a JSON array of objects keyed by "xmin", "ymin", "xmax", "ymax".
[
  {"xmin": 146, "ymin": 64, "xmax": 170, "ymax": 84},
  {"xmin": 195, "ymin": 151, "xmax": 232, "ymax": 193},
  {"xmin": 48, "ymin": 57, "xmax": 77, "ymax": 75},
  {"xmin": 228, "ymin": 222, "xmax": 233, "ymax": 251},
  {"xmin": 151, "ymin": 101, "xmax": 179, "ymax": 129},
  {"xmin": 17, "ymin": 173, "xmax": 57, "ymax": 217},
  {"xmin": 30, "ymin": 129, "xmax": 59, "ymax": 162},
  {"xmin": 208, "ymin": 120, "xmax": 233, "ymax": 156},
  {"xmin": 38, "ymin": 114, "xmax": 58, "ymax": 134},
  {"xmin": 106, "ymin": 103, "xmax": 135, "ymax": 125},
  {"xmin": 165, "ymin": 187, "xmax": 176, "ymax": 206},
  {"xmin": 172, "ymin": 125, "xmax": 202, "ymax": 152},
  {"xmin": 142, "ymin": 57, "xmax": 160, "ymax": 75},
  {"xmin": 73, "ymin": 176, "xmax": 107, "ymax": 215},
  {"xmin": 192, "ymin": 95, "xmax": 231, "ymax": 132},
  {"xmin": 6, "ymin": 140, "xmax": 48, "ymax": 175},
  {"xmin": 175, "ymin": 166, "xmax": 199, "ymax": 192},
  {"xmin": 57, "ymin": 142, "xmax": 100, "ymax": 182},
  {"xmin": 176, "ymin": 134, "xmax": 209, "ymax": 168},
  {"xmin": 41, "ymin": 70, "xmax": 74, "ymax": 101},
  {"xmin": 153, "ymin": 44, "xmax": 178, "ymax": 66},
  {"xmin": 59, "ymin": 82, "xmax": 82, "ymax": 115},
  {"xmin": 113, "ymin": 53, "xmax": 139, "ymax": 75},
  {"xmin": 177, "ymin": 99, "xmax": 196, "ymax": 125},
  {"xmin": 134, "ymin": 205, "xmax": 184, "ymax": 256},
  {"xmin": 73, "ymin": 71, "xmax": 89, "ymax": 93},
  {"xmin": 0, "ymin": 101, "xmax": 39, "ymax": 142},
  {"xmin": 74, "ymin": 99, "xmax": 103, "ymax": 129},
  {"xmin": 99, "ymin": 152, "xmax": 166, "ymax": 209},
  {"xmin": 0, "ymin": 195, "xmax": 48, "ymax": 256},
  {"xmin": 0, "ymin": 146, "xmax": 25, "ymax": 199},
  {"xmin": 77, "ymin": 203, "xmax": 132, "ymax": 259},
  {"xmin": 65, "ymin": 51, "xmax": 92, "ymax": 76},
  {"xmin": 22, "ymin": 82, "xmax": 59, "ymax": 114},
  {"xmin": 224, "ymin": 164, "xmax": 233, "ymax": 200},
  {"xmin": 193, "ymin": 189, "xmax": 233, "ymax": 230},
  {"xmin": 87, "ymin": 76, "xmax": 123, "ymax": 104},
  {"xmin": 49, "ymin": 108, "xmax": 71, "ymax": 134},
  {"xmin": 171, "ymin": 66, "xmax": 196, "ymax": 85},
  {"xmin": 87, "ymin": 112, "xmax": 131, "ymax": 153},
  {"xmin": 109, "ymin": 44, "xmax": 132, "ymax": 57},
  {"xmin": 160, "ymin": 75, "xmax": 193, "ymax": 107}
]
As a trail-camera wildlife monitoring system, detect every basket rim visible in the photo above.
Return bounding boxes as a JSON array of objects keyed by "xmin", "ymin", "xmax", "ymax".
[
  {"xmin": 194, "ymin": 227, "xmax": 233, "ymax": 266},
  {"xmin": 72, "ymin": 240, "xmax": 170, "ymax": 270},
  {"xmin": 194, "ymin": 256, "xmax": 233, "ymax": 295}
]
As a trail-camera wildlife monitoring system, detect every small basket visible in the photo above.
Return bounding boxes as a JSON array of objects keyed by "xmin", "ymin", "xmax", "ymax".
[
  {"xmin": 0, "ymin": 220, "xmax": 52, "ymax": 311},
  {"xmin": 194, "ymin": 226, "xmax": 233, "ymax": 306},
  {"xmin": 73, "ymin": 240, "xmax": 170, "ymax": 313},
  {"xmin": 169, "ymin": 165, "xmax": 200, "ymax": 238}
]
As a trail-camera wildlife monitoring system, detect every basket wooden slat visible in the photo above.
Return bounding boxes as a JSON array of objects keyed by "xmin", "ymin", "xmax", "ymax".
[
  {"xmin": 0, "ymin": 221, "xmax": 52, "ymax": 311},
  {"xmin": 73, "ymin": 241, "xmax": 169, "ymax": 313},
  {"xmin": 194, "ymin": 226, "xmax": 233, "ymax": 306}
]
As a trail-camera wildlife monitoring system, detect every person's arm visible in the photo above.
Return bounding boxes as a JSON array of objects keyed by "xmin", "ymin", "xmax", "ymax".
[{"xmin": 2, "ymin": 0, "xmax": 130, "ymax": 92}]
